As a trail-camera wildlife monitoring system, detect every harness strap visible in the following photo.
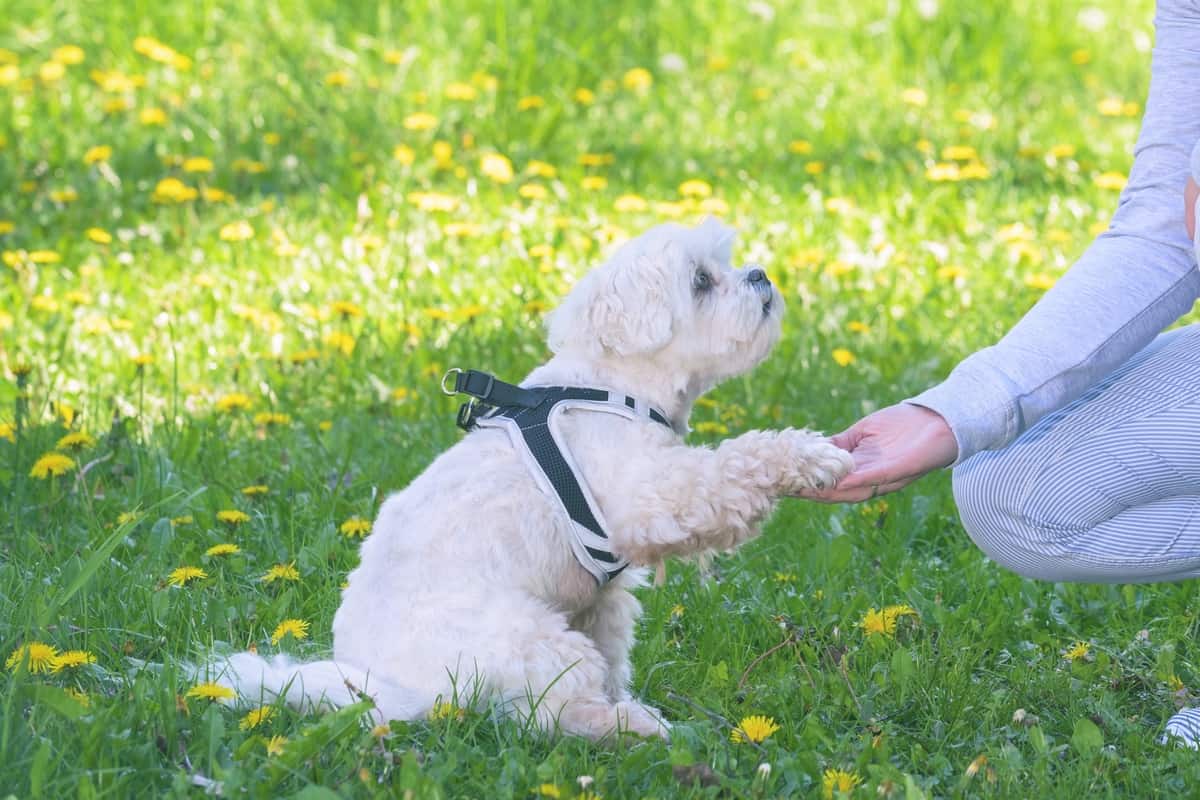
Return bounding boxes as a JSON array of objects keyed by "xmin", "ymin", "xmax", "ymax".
[{"xmin": 444, "ymin": 370, "xmax": 673, "ymax": 585}]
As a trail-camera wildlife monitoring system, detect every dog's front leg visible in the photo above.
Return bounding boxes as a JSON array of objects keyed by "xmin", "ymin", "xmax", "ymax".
[{"xmin": 614, "ymin": 429, "xmax": 853, "ymax": 564}]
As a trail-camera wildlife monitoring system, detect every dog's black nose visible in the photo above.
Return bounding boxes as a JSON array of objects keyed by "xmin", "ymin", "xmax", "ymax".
[{"xmin": 746, "ymin": 268, "xmax": 769, "ymax": 285}]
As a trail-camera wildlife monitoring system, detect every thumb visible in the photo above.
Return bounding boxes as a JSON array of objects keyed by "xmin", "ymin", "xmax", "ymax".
[{"xmin": 830, "ymin": 423, "xmax": 864, "ymax": 452}]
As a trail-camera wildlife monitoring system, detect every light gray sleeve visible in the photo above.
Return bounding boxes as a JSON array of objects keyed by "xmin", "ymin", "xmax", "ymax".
[{"xmin": 907, "ymin": 0, "xmax": 1200, "ymax": 465}]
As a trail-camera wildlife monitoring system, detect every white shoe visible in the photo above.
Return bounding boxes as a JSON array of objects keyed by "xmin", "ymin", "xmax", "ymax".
[{"xmin": 1162, "ymin": 707, "xmax": 1200, "ymax": 748}]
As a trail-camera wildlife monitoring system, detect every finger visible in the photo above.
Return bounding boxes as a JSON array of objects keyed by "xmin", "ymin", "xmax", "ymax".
[
  {"xmin": 829, "ymin": 422, "xmax": 865, "ymax": 451},
  {"xmin": 796, "ymin": 475, "xmax": 916, "ymax": 504}
]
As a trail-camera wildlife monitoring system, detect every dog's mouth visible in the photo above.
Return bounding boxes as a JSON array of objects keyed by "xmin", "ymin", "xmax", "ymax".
[{"xmin": 756, "ymin": 285, "xmax": 776, "ymax": 318}]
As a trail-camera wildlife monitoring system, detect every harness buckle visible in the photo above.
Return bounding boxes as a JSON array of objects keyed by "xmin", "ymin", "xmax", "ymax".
[
  {"xmin": 440, "ymin": 368, "xmax": 463, "ymax": 396},
  {"xmin": 456, "ymin": 399, "xmax": 479, "ymax": 431}
]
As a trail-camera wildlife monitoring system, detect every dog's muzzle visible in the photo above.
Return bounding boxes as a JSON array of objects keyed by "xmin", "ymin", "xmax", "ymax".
[{"xmin": 744, "ymin": 265, "xmax": 775, "ymax": 314}]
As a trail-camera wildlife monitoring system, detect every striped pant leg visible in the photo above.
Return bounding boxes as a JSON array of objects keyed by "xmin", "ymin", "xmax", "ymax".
[
  {"xmin": 951, "ymin": 324, "xmax": 1200, "ymax": 748},
  {"xmin": 951, "ymin": 323, "xmax": 1200, "ymax": 583}
]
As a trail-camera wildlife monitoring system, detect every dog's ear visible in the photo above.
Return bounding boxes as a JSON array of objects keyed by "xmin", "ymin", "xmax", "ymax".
[{"xmin": 548, "ymin": 243, "xmax": 676, "ymax": 357}]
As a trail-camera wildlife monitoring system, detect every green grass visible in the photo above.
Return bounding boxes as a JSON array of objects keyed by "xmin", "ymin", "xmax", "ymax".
[{"xmin": 2, "ymin": 0, "xmax": 1199, "ymax": 796}]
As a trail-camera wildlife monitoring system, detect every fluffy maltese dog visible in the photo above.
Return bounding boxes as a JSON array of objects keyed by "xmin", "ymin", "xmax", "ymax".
[{"xmin": 217, "ymin": 217, "xmax": 853, "ymax": 740}]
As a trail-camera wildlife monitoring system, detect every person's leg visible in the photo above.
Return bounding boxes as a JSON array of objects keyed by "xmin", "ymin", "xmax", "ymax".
[
  {"xmin": 953, "ymin": 324, "xmax": 1200, "ymax": 582},
  {"xmin": 951, "ymin": 323, "xmax": 1200, "ymax": 746}
]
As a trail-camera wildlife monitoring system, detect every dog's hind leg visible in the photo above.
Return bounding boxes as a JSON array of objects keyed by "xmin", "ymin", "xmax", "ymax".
[{"xmin": 500, "ymin": 606, "xmax": 669, "ymax": 741}]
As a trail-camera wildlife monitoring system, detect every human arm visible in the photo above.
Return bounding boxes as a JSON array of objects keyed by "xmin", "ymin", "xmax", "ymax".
[{"xmin": 806, "ymin": 2, "xmax": 1200, "ymax": 502}]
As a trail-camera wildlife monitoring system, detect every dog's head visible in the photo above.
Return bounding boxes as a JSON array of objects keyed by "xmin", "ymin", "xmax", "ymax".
[{"xmin": 547, "ymin": 217, "xmax": 782, "ymax": 392}]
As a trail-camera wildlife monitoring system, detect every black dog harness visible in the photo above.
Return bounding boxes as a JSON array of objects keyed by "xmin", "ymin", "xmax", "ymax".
[{"xmin": 443, "ymin": 369, "xmax": 674, "ymax": 585}]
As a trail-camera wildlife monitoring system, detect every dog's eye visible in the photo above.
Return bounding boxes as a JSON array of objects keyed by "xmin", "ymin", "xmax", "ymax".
[{"xmin": 692, "ymin": 269, "xmax": 712, "ymax": 292}]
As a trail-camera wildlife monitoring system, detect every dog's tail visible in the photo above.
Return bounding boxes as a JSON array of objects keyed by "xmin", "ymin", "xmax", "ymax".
[{"xmin": 213, "ymin": 652, "xmax": 434, "ymax": 721}]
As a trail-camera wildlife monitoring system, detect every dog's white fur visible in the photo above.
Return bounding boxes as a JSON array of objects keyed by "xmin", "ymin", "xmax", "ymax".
[{"xmin": 218, "ymin": 218, "xmax": 853, "ymax": 740}]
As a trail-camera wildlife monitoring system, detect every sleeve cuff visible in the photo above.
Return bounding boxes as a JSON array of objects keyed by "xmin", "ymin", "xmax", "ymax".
[{"xmin": 903, "ymin": 362, "xmax": 1020, "ymax": 466}]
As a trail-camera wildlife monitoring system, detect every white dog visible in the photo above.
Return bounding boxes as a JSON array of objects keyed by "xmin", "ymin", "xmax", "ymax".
[{"xmin": 218, "ymin": 217, "xmax": 853, "ymax": 740}]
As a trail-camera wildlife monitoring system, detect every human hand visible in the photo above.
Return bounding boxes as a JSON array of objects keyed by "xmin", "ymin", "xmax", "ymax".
[{"xmin": 796, "ymin": 403, "xmax": 958, "ymax": 503}]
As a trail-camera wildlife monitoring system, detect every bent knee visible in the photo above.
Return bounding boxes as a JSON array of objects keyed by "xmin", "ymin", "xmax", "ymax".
[{"xmin": 952, "ymin": 454, "xmax": 1084, "ymax": 581}]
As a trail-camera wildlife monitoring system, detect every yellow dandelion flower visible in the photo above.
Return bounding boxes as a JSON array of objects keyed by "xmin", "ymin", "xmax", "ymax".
[
  {"xmin": 132, "ymin": 353, "xmax": 154, "ymax": 367},
  {"xmin": 730, "ymin": 715, "xmax": 781, "ymax": 743},
  {"xmin": 116, "ymin": 510, "xmax": 141, "ymax": 526},
  {"xmin": 56, "ymin": 431, "xmax": 95, "ymax": 450},
  {"xmin": 139, "ymin": 107, "xmax": 167, "ymax": 126},
  {"xmin": 241, "ymin": 485, "xmax": 268, "ymax": 497},
  {"xmin": 900, "ymin": 87, "xmax": 928, "ymax": 107},
  {"xmin": 261, "ymin": 562, "xmax": 300, "ymax": 584},
  {"xmin": 1072, "ymin": 48, "xmax": 1091, "ymax": 65},
  {"xmin": 613, "ymin": 194, "xmax": 647, "ymax": 212},
  {"xmin": 393, "ymin": 144, "xmax": 415, "ymax": 165},
  {"xmin": 6, "ymin": 642, "xmax": 60, "ymax": 673},
  {"xmin": 444, "ymin": 81, "xmax": 477, "ymax": 100},
  {"xmin": 526, "ymin": 160, "xmax": 557, "ymax": 178},
  {"xmin": 581, "ymin": 176, "xmax": 608, "ymax": 191},
  {"xmin": 85, "ymin": 227, "xmax": 113, "ymax": 245},
  {"xmin": 151, "ymin": 177, "xmax": 197, "ymax": 204},
  {"xmin": 822, "ymin": 768, "xmax": 862, "ymax": 799},
  {"xmin": 429, "ymin": 699, "xmax": 466, "ymax": 721},
  {"xmin": 774, "ymin": 571, "xmax": 797, "ymax": 583},
  {"xmin": 517, "ymin": 95, "xmax": 544, "ymax": 110},
  {"xmin": 960, "ymin": 161, "xmax": 991, "ymax": 180},
  {"xmin": 518, "ymin": 183, "xmax": 548, "ymax": 201},
  {"xmin": 578, "ymin": 153, "xmax": 614, "ymax": 167},
  {"xmin": 51, "ymin": 650, "xmax": 96, "ymax": 671},
  {"xmin": 406, "ymin": 191, "xmax": 457, "ymax": 212},
  {"xmin": 171, "ymin": 515, "xmax": 194, "ymax": 526},
  {"xmin": 205, "ymin": 543, "xmax": 240, "ymax": 557},
  {"xmin": 1093, "ymin": 171, "xmax": 1127, "ymax": 191},
  {"xmin": 324, "ymin": 331, "xmax": 356, "ymax": 355},
  {"xmin": 340, "ymin": 517, "xmax": 372, "ymax": 538},
  {"xmin": 678, "ymin": 179, "xmax": 712, "ymax": 198},
  {"xmin": 29, "ymin": 250, "xmax": 61, "ymax": 264},
  {"xmin": 39, "ymin": 61, "xmax": 67, "ymax": 82},
  {"xmin": 669, "ymin": 603, "xmax": 685, "ymax": 619},
  {"xmin": 831, "ymin": 349, "xmax": 856, "ymax": 367},
  {"xmin": 1097, "ymin": 98, "xmax": 1125, "ymax": 117},
  {"xmin": 1064, "ymin": 641, "xmax": 1091, "ymax": 661},
  {"xmin": 271, "ymin": 618, "xmax": 310, "ymax": 645},
  {"xmin": 805, "ymin": 161, "xmax": 825, "ymax": 175},
  {"xmin": 0, "ymin": 422, "xmax": 14, "ymax": 443},
  {"xmin": 0, "ymin": 221, "xmax": 13, "ymax": 235},
  {"xmin": 265, "ymin": 735, "xmax": 287, "ymax": 756},
  {"xmin": 239, "ymin": 706, "xmax": 274, "ymax": 730},
  {"xmin": 622, "ymin": 67, "xmax": 653, "ymax": 91},
  {"xmin": 331, "ymin": 300, "xmax": 364, "ymax": 319},
  {"xmin": 1024, "ymin": 273, "xmax": 1057, "ymax": 290},
  {"xmin": 83, "ymin": 145, "xmax": 112, "ymax": 165},
  {"xmin": 186, "ymin": 682, "xmax": 235, "ymax": 702},
  {"xmin": 219, "ymin": 221, "xmax": 254, "ymax": 242},
  {"xmin": 480, "ymin": 153, "xmax": 514, "ymax": 184},
  {"xmin": 30, "ymin": 452, "xmax": 76, "ymax": 478},
  {"xmin": 788, "ymin": 139, "xmax": 814, "ymax": 155},
  {"xmin": 847, "ymin": 320, "xmax": 871, "ymax": 333},
  {"xmin": 937, "ymin": 265, "xmax": 966, "ymax": 281},
  {"xmin": 53, "ymin": 45, "xmax": 85, "ymax": 65},
  {"xmin": 573, "ymin": 87, "xmax": 595, "ymax": 105},
  {"xmin": 403, "ymin": 112, "xmax": 438, "ymax": 131},
  {"xmin": 133, "ymin": 36, "xmax": 191, "ymax": 69},
  {"xmin": 529, "ymin": 244, "xmax": 554, "ymax": 260},
  {"xmin": 926, "ymin": 162, "xmax": 961, "ymax": 182},
  {"xmin": 324, "ymin": 70, "xmax": 351, "ymax": 87},
  {"xmin": 215, "ymin": 392, "xmax": 252, "ymax": 412},
  {"xmin": 942, "ymin": 145, "xmax": 978, "ymax": 161},
  {"xmin": 217, "ymin": 509, "xmax": 249, "ymax": 525},
  {"xmin": 182, "ymin": 156, "xmax": 214, "ymax": 174},
  {"xmin": 167, "ymin": 566, "xmax": 207, "ymax": 587}
]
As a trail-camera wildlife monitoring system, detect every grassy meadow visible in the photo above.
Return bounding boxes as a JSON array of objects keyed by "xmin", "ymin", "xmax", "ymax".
[{"xmin": 3, "ymin": 0, "xmax": 1199, "ymax": 796}]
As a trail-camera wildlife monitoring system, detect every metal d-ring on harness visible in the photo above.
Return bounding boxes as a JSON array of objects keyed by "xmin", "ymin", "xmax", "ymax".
[{"xmin": 442, "ymin": 368, "xmax": 673, "ymax": 585}]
